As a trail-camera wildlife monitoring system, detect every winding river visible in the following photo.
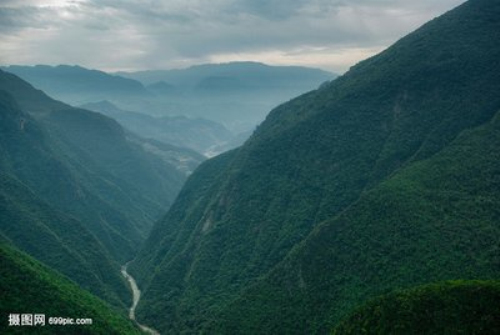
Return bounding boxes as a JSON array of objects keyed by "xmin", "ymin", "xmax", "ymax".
[{"xmin": 121, "ymin": 263, "xmax": 160, "ymax": 335}]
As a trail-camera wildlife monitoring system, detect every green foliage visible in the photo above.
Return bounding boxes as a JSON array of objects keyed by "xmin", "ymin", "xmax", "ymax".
[
  {"xmin": 0, "ymin": 68, "xmax": 187, "ymax": 255},
  {"xmin": 331, "ymin": 280, "xmax": 500, "ymax": 335},
  {"xmin": 0, "ymin": 90, "xmax": 132, "ymax": 308},
  {"xmin": 0, "ymin": 171, "xmax": 131, "ymax": 309},
  {"xmin": 132, "ymin": 0, "xmax": 500, "ymax": 333},
  {"xmin": 0, "ymin": 242, "xmax": 141, "ymax": 334}
]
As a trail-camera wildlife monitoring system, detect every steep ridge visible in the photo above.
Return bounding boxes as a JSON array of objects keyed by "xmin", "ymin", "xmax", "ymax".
[
  {"xmin": 0, "ymin": 91, "xmax": 130, "ymax": 307},
  {"xmin": 0, "ymin": 242, "xmax": 141, "ymax": 334},
  {"xmin": 131, "ymin": 0, "xmax": 500, "ymax": 333},
  {"xmin": 0, "ymin": 71, "xmax": 189, "ymax": 308}
]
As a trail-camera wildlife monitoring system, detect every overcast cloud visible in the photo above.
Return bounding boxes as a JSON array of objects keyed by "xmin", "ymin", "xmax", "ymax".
[{"xmin": 0, "ymin": 0, "xmax": 465, "ymax": 72}]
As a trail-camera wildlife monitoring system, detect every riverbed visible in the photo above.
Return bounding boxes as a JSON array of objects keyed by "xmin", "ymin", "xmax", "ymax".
[{"xmin": 121, "ymin": 263, "xmax": 160, "ymax": 335}]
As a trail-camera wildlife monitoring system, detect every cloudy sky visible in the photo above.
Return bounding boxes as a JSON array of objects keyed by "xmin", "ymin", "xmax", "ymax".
[{"xmin": 0, "ymin": 0, "xmax": 464, "ymax": 73}]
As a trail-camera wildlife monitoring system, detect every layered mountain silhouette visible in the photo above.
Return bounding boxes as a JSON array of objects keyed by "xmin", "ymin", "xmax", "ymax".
[
  {"xmin": 129, "ymin": 0, "xmax": 500, "ymax": 333},
  {"xmin": 120, "ymin": 62, "xmax": 335, "ymax": 132},
  {"xmin": 4, "ymin": 63, "xmax": 333, "ymax": 153}
]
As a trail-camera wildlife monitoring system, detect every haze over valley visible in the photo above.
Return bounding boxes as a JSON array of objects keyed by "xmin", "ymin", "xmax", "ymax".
[{"xmin": 3, "ymin": 62, "xmax": 334, "ymax": 156}]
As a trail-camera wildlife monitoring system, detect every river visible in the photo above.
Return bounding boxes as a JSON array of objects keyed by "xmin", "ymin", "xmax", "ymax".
[{"xmin": 121, "ymin": 263, "xmax": 160, "ymax": 335}]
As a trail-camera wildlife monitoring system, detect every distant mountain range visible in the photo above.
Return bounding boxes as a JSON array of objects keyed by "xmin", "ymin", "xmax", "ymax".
[
  {"xmin": 3, "ymin": 62, "xmax": 335, "ymax": 134},
  {"xmin": 118, "ymin": 61, "xmax": 333, "ymax": 89},
  {"xmin": 128, "ymin": 0, "xmax": 500, "ymax": 333},
  {"xmin": 119, "ymin": 62, "xmax": 336, "ymax": 132}
]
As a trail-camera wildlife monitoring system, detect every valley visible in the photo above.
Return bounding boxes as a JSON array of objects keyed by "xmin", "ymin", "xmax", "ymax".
[{"xmin": 1, "ymin": 0, "xmax": 499, "ymax": 334}]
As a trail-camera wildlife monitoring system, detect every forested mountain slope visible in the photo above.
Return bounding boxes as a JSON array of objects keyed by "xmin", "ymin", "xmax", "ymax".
[
  {"xmin": 0, "ymin": 91, "xmax": 130, "ymax": 307},
  {"xmin": 0, "ymin": 70, "xmax": 189, "ymax": 308},
  {"xmin": 211, "ymin": 104, "xmax": 500, "ymax": 333},
  {"xmin": 0, "ymin": 69, "xmax": 187, "ymax": 250},
  {"xmin": 130, "ymin": 0, "xmax": 500, "ymax": 333}
]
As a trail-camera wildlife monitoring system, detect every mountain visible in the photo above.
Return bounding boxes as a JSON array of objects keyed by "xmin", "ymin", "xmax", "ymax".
[
  {"xmin": 1, "ymin": 64, "xmax": 149, "ymax": 106},
  {"xmin": 0, "ymin": 242, "xmax": 142, "ymax": 334},
  {"xmin": 119, "ymin": 62, "xmax": 336, "ymax": 132},
  {"xmin": 81, "ymin": 100, "xmax": 234, "ymax": 157},
  {"xmin": 0, "ymin": 70, "xmax": 189, "ymax": 309},
  {"xmin": 129, "ymin": 0, "xmax": 500, "ymax": 333},
  {"xmin": 332, "ymin": 280, "xmax": 500, "ymax": 334},
  {"xmin": 3, "ymin": 62, "xmax": 332, "ymax": 138},
  {"xmin": 214, "ymin": 107, "xmax": 500, "ymax": 333}
]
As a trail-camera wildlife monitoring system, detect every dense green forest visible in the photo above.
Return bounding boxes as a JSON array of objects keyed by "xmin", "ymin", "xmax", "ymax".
[
  {"xmin": 0, "ymin": 242, "xmax": 141, "ymax": 334},
  {"xmin": 210, "ymin": 104, "xmax": 500, "ymax": 333},
  {"xmin": 332, "ymin": 281, "xmax": 500, "ymax": 334},
  {"xmin": 0, "ymin": 90, "xmax": 129, "ymax": 308},
  {"xmin": 130, "ymin": 0, "xmax": 500, "ymax": 333}
]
